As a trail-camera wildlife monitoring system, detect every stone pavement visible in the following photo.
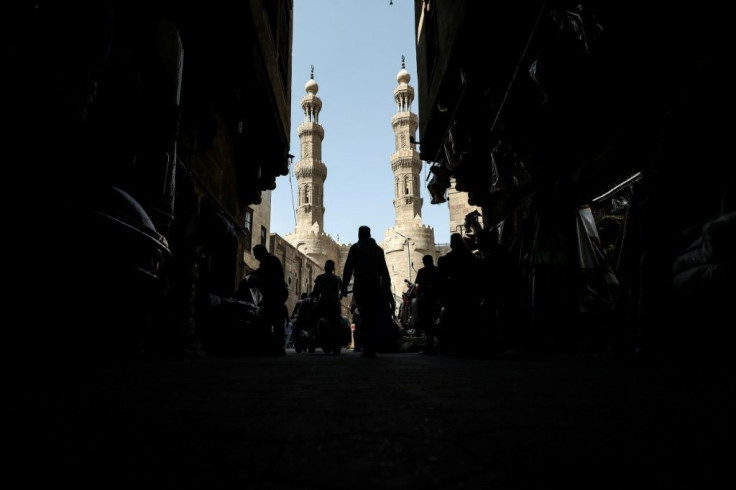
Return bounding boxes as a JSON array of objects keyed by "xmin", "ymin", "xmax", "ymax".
[{"xmin": 4, "ymin": 349, "xmax": 734, "ymax": 489}]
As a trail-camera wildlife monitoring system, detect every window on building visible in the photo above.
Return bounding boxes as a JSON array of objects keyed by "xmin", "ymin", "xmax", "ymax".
[
  {"xmin": 244, "ymin": 208, "xmax": 253, "ymax": 252},
  {"xmin": 260, "ymin": 226, "xmax": 267, "ymax": 247}
]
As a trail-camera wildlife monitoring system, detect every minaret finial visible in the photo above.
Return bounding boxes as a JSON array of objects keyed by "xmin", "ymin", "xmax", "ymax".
[
  {"xmin": 310, "ymin": 65, "xmax": 314, "ymax": 79},
  {"xmin": 401, "ymin": 55, "xmax": 405, "ymax": 69}
]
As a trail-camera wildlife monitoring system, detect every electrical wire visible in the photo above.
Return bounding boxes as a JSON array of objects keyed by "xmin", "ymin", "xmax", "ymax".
[{"xmin": 288, "ymin": 158, "xmax": 297, "ymax": 226}]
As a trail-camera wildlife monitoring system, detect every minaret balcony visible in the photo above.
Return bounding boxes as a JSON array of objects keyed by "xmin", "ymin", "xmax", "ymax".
[
  {"xmin": 391, "ymin": 113, "xmax": 419, "ymax": 128},
  {"xmin": 297, "ymin": 123, "xmax": 325, "ymax": 139},
  {"xmin": 295, "ymin": 160, "xmax": 327, "ymax": 179},
  {"xmin": 390, "ymin": 154, "xmax": 422, "ymax": 172}
]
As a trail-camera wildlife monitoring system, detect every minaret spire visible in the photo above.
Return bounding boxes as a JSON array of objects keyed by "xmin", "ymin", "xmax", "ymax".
[
  {"xmin": 390, "ymin": 58, "xmax": 422, "ymax": 223},
  {"xmin": 284, "ymin": 65, "xmax": 341, "ymax": 273},
  {"xmin": 293, "ymin": 66, "xmax": 327, "ymax": 234}
]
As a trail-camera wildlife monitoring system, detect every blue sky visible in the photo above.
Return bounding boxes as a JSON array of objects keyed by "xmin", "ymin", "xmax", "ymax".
[{"xmin": 269, "ymin": 0, "xmax": 452, "ymax": 245}]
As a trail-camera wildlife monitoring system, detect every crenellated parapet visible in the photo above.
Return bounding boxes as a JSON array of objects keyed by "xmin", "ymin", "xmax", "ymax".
[
  {"xmin": 284, "ymin": 229, "xmax": 339, "ymax": 269},
  {"xmin": 383, "ymin": 226, "xmax": 436, "ymax": 251},
  {"xmin": 382, "ymin": 223, "xmax": 436, "ymax": 297}
]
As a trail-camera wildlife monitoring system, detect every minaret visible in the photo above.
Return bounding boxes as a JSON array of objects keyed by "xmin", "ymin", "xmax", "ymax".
[
  {"xmin": 294, "ymin": 66, "xmax": 327, "ymax": 234},
  {"xmin": 390, "ymin": 56, "xmax": 423, "ymax": 224},
  {"xmin": 384, "ymin": 56, "xmax": 435, "ymax": 300},
  {"xmin": 285, "ymin": 67, "xmax": 340, "ymax": 279}
]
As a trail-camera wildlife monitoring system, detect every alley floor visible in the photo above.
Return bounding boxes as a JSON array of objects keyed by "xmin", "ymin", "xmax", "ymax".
[{"xmin": 4, "ymin": 348, "xmax": 734, "ymax": 489}]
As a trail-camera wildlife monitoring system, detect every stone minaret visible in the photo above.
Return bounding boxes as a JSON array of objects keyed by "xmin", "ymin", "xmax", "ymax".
[
  {"xmin": 285, "ymin": 67, "xmax": 339, "ymax": 274},
  {"xmin": 294, "ymin": 65, "xmax": 327, "ymax": 235},
  {"xmin": 384, "ymin": 57, "xmax": 436, "ymax": 301},
  {"xmin": 391, "ymin": 56, "xmax": 422, "ymax": 224}
]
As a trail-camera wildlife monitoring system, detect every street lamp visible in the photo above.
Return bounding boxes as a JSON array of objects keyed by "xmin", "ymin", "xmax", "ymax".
[{"xmin": 396, "ymin": 232, "xmax": 412, "ymax": 282}]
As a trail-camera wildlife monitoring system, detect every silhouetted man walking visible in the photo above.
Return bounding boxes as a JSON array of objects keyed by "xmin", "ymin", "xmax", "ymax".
[
  {"xmin": 312, "ymin": 259, "xmax": 344, "ymax": 354},
  {"xmin": 341, "ymin": 226, "xmax": 391, "ymax": 357},
  {"xmin": 414, "ymin": 254, "xmax": 443, "ymax": 354},
  {"xmin": 241, "ymin": 244, "xmax": 288, "ymax": 355}
]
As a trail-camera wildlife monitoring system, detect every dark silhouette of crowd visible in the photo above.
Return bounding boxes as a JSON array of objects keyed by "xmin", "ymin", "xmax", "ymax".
[
  {"xmin": 410, "ymin": 182, "xmax": 736, "ymax": 360},
  {"xmin": 410, "ymin": 232, "xmax": 526, "ymax": 357}
]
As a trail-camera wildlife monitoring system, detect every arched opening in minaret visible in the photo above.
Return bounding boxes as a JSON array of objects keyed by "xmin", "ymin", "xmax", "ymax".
[
  {"xmin": 404, "ymin": 176, "xmax": 410, "ymax": 195},
  {"xmin": 304, "ymin": 105, "xmax": 319, "ymax": 123},
  {"xmin": 305, "ymin": 185, "xmax": 310, "ymax": 204}
]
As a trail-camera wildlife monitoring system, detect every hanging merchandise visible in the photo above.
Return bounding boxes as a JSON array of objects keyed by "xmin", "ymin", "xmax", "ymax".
[
  {"xmin": 576, "ymin": 205, "xmax": 619, "ymax": 314},
  {"xmin": 427, "ymin": 161, "xmax": 451, "ymax": 204},
  {"xmin": 490, "ymin": 139, "xmax": 518, "ymax": 193}
]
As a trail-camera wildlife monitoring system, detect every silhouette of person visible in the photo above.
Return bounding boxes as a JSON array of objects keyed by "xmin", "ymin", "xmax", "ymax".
[
  {"xmin": 289, "ymin": 292, "xmax": 317, "ymax": 353},
  {"xmin": 414, "ymin": 254, "xmax": 443, "ymax": 354},
  {"xmin": 438, "ymin": 233, "xmax": 480, "ymax": 354},
  {"xmin": 240, "ymin": 244, "xmax": 288, "ymax": 355},
  {"xmin": 291, "ymin": 292, "xmax": 312, "ymax": 321},
  {"xmin": 341, "ymin": 226, "xmax": 391, "ymax": 357},
  {"xmin": 311, "ymin": 260, "xmax": 344, "ymax": 355}
]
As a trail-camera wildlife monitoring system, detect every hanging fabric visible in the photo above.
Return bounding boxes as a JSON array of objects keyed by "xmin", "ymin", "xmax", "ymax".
[{"xmin": 576, "ymin": 205, "xmax": 619, "ymax": 314}]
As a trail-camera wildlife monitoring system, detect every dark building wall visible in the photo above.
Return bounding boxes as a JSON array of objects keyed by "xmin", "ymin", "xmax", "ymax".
[
  {"xmin": 3, "ymin": 1, "xmax": 294, "ymax": 358},
  {"xmin": 414, "ymin": 0, "xmax": 734, "ymax": 355}
]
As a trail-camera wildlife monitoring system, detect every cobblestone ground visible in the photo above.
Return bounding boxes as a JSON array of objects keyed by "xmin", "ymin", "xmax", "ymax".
[{"xmin": 5, "ymin": 349, "xmax": 735, "ymax": 489}]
